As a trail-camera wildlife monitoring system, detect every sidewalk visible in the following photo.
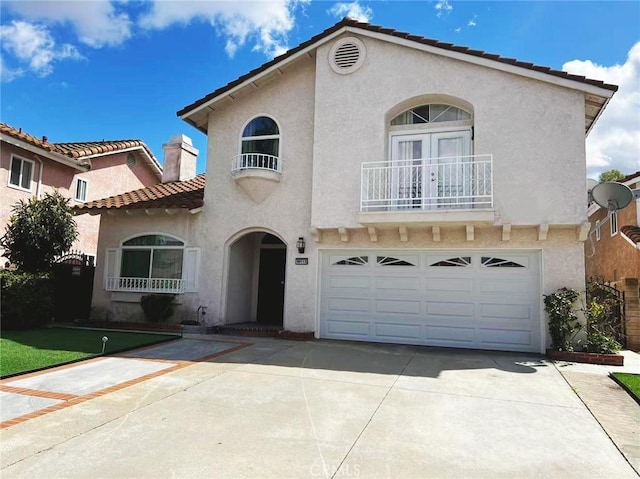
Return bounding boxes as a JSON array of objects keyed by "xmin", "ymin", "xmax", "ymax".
[{"xmin": 553, "ymin": 350, "xmax": 640, "ymax": 476}]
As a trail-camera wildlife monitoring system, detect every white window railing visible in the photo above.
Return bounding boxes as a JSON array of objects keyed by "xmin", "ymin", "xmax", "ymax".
[
  {"xmin": 105, "ymin": 277, "xmax": 185, "ymax": 294},
  {"xmin": 361, "ymin": 154, "xmax": 493, "ymax": 211},
  {"xmin": 231, "ymin": 153, "xmax": 281, "ymax": 174}
]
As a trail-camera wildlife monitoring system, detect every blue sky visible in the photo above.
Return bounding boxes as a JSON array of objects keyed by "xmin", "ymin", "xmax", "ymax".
[{"xmin": 1, "ymin": 1, "xmax": 639, "ymax": 179}]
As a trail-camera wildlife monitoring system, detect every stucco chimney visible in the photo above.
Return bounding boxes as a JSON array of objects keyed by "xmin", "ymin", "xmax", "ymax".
[{"xmin": 162, "ymin": 134, "xmax": 198, "ymax": 183}]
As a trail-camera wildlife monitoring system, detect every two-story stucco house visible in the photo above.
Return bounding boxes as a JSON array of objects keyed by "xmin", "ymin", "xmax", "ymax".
[
  {"xmin": 0, "ymin": 122, "xmax": 162, "ymax": 265},
  {"xmin": 79, "ymin": 18, "xmax": 617, "ymax": 353}
]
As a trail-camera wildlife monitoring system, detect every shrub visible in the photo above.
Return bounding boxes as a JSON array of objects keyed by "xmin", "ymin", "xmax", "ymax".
[
  {"xmin": 544, "ymin": 287, "xmax": 580, "ymax": 351},
  {"xmin": 0, "ymin": 191, "xmax": 78, "ymax": 273},
  {"xmin": 584, "ymin": 299, "xmax": 622, "ymax": 354},
  {"xmin": 140, "ymin": 294, "xmax": 175, "ymax": 323},
  {"xmin": 0, "ymin": 270, "xmax": 53, "ymax": 330}
]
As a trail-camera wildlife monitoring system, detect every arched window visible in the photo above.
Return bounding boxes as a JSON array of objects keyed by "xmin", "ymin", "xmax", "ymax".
[
  {"xmin": 391, "ymin": 104, "xmax": 471, "ymax": 125},
  {"xmin": 120, "ymin": 234, "xmax": 184, "ymax": 280},
  {"xmin": 237, "ymin": 116, "xmax": 280, "ymax": 171}
]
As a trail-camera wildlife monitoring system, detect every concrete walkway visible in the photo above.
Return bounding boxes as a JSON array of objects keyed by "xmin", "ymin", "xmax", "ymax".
[{"xmin": 1, "ymin": 337, "xmax": 638, "ymax": 479}]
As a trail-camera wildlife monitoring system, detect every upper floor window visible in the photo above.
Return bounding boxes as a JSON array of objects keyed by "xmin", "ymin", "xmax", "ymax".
[
  {"xmin": 235, "ymin": 116, "xmax": 281, "ymax": 172},
  {"xmin": 595, "ymin": 220, "xmax": 601, "ymax": 241},
  {"xmin": 391, "ymin": 104, "xmax": 471, "ymax": 126},
  {"xmin": 75, "ymin": 178, "xmax": 88, "ymax": 202},
  {"xmin": 610, "ymin": 211, "xmax": 618, "ymax": 236},
  {"xmin": 9, "ymin": 156, "xmax": 34, "ymax": 191}
]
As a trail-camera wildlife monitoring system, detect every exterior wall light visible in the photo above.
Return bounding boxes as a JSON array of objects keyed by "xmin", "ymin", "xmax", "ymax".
[{"xmin": 296, "ymin": 237, "xmax": 306, "ymax": 254}]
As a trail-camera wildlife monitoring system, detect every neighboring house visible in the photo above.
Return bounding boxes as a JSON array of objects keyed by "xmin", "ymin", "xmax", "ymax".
[
  {"xmin": 0, "ymin": 122, "xmax": 162, "ymax": 265},
  {"xmin": 585, "ymin": 171, "xmax": 640, "ymax": 350},
  {"xmin": 78, "ymin": 18, "xmax": 617, "ymax": 354}
]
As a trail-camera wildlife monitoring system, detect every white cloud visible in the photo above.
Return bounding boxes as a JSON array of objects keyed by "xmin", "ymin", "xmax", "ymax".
[
  {"xmin": 328, "ymin": 2, "xmax": 372, "ymax": 23},
  {"xmin": 454, "ymin": 27, "xmax": 462, "ymax": 33},
  {"xmin": 435, "ymin": 0, "xmax": 453, "ymax": 18},
  {"xmin": 0, "ymin": 21, "xmax": 81, "ymax": 80},
  {"xmin": 468, "ymin": 15, "xmax": 477, "ymax": 27},
  {"xmin": 139, "ymin": 0, "xmax": 308, "ymax": 58},
  {"xmin": 0, "ymin": 54, "xmax": 24, "ymax": 82},
  {"xmin": 563, "ymin": 42, "xmax": 640, "ymax": 178},
  {"xmin": 4, "ymin": 0, "xmax": 132, "ymax": 47}
]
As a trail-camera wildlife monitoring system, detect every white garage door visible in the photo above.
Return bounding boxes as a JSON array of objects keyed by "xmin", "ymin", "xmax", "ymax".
[{"xmin": 319, "ymin": 250, "xmax": 542, "ymax": 353}]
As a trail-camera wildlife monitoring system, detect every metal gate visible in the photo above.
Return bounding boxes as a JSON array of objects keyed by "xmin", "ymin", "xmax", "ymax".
[{"xmin": 52, "ymin": 251, "xmax": 95, "ymax": 322}]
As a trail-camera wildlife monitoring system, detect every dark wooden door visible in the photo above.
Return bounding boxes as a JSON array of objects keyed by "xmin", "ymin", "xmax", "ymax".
[
  {"xmin": 52, "ymin": 261, "xmax": 95, "ymax": 322},
  {"xmin": 256, "ymin": 249, "xmax": 286, "ymax": 325}
]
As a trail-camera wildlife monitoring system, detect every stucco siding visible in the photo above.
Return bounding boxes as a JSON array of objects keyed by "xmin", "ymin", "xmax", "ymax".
[
  {"xmin": 198, "ymin": 56, "xmax": 317, "ymax": 332},
  {"xmin": 311, "ymin": 34, "xmax": 586, "ymax": 228}
]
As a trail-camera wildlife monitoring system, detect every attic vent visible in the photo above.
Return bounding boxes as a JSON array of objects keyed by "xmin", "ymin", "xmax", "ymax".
[
  {"xmin": 329, "ymin": 37, "xmax": 366, "ymax": 74},
  {"xmin": 127, "ymin": 153, "xmax": 137, "ymax": 168}
]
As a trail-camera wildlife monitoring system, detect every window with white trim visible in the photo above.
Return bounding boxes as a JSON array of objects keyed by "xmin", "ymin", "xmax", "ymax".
[
  {"xmin": 595, "ymin": 220, "xmax": 601, "ymax": 241},
  {"xmin": 610, "ymin": 211, "xmax": 618, "ymax": 236},
  {"xmin": 239, "ymin": 116, "xmax": 280, "ymax": 170},
  {"xmin": 8, "ymin": 156, "xmax": 34, "ymax": 191},
  {"xmin": 105, "ymin": 235, "xmax": 200, "ymax": 294},
  {"xmin": 121, "ymin": 235, "xmax": 184, "ymax": 280},
  {"xmin": 75, "ymin": 178, "xmax": 88, "ymax": 202}
]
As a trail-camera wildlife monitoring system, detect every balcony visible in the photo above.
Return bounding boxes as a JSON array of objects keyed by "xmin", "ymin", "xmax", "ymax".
[
  {"xmin": 231, "ymin": 153, "xmax": 282, "ymax": 204},
  {"xmin": 359, "ymin": 154, "xmax": 494, "ymax": 225},
  {"xmin": 105, "ymin": 277, "xmax": 185, "ymax": 294}
]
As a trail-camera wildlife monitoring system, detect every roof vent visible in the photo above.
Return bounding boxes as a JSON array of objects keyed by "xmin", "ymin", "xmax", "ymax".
[{"xmin": 329, "ymin": 37, "xmax": 366, "ymax": 74}]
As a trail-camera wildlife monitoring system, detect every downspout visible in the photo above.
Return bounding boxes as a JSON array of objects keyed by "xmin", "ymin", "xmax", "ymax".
[{"xmin": 33, "ymin": 154, "xmax": 44, "ymax": 198}]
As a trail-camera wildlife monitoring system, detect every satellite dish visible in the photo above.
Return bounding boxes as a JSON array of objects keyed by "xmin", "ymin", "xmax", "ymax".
[
  {"xmin": 591, "ymin": 182, "xmax": 634, "ymax": 211},
  {"xmin": 586, "ymin": 178, "xmax": 598, "ymax": 192}
]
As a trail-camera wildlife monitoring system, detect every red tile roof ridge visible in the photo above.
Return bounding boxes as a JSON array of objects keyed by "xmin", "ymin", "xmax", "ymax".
[
  {"xmin": 178, "ymin": 17, "xmax": 618, "ymax": 118},
  {"xmin": 1, "ymin": 121, "xmax": 158, "ymax": 163}
]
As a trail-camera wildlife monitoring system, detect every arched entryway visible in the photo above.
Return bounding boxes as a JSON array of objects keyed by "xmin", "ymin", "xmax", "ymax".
[{"xmin": 225, "ymin": 231, "xmax": 286, "ymax": 327}]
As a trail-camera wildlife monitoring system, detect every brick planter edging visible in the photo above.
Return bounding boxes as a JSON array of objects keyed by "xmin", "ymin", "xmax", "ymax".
[{"xmin": 546, "ymin": 349, "xmax": 624, "ymax": 366}]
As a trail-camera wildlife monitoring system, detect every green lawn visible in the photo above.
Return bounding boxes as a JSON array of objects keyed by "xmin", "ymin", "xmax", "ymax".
[
  {"xmin": 611, "ymin": 373, "xmax": 640, "ymax": 401},
  {"xmin": 0, "ymin": 328, "xmax": 178, "ymax": 377}
]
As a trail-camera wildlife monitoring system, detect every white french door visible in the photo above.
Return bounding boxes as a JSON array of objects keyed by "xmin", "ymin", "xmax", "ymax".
[{"xmin": 390, "ymin": 129, "xmax": 471, "ymax": 209}]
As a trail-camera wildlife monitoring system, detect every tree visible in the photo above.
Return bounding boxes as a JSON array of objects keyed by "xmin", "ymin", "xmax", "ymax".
[
  {"xmin": 0, "ymin": 191, "xmax": 78, "ymax": 273},
  {"xmin": 598, "ymin": 169, "xmax": 624, "ymax": 183}
]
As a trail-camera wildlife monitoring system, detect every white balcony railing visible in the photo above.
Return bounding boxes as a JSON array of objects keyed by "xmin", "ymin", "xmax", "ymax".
[
  {"xmin": 361, "ymin": 154, "xmax": 493, "ymax": 211},
  {"xmin": 231, "ymin": 153, "xmax": 281, "ymax": 174},
  {"xmin": 105, "ymin": 277, "xmax": 185, "ymax": 294}
]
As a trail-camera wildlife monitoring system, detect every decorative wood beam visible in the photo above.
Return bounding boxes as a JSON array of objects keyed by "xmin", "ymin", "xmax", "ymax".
[
  {"xmin": 399, "ymin": 226, "xmax": 408, "ymax": 242},
  {"xmin": 577, "ymin": 222, "xmax": 590, "ymax": 242},
  {"xmin": 309, "ymin": 227, "xmax": 322, "ymax": 243},
  {"xmin": 466, "ymin": 225, "xmax": 474, "ymax": 241},
  {"xmin": 432, "ymin": 226, "xmax": 441, "ymax": 242},
  {"xmin": 125, "ymin": 210, "xmax": 134, "ymax": 216},
  {"xmin": 367, "ymin": 226, "xmax": 378, "ymax": 242},
  {"xmin": 538, "ymin": 224, "xmax": 549, "ymax": 241},
  {"xmin": 338, "ymin": 227, "xmax": 349, "ymax": 243},
  {"xmin": 164, "ymin": 208, "xmax": 180, "ymax": 215},
  {"xmin": 502, "ymin": 224, "xmax": 511, "ymax": 241},
  {"xmin": 189, "ymin": 207, "xmax": 203, "ymax": 215},
  {"xmin": 106, "ymin": 210, "xmax": 117, "ymax": 216}
]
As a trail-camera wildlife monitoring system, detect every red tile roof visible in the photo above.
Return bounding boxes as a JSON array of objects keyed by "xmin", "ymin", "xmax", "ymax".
[
  {"xmin": 0, "ymin": 122, "xmax": 159, "ymax": 164},
  {"xmin": 178, "ymin": 17, "xmax": 618, "ymax": 118},
  {"xmin": 621, "ymin": 225, "xmax": 640, "ymax": 244},
  {"xmin": 75, "ymin": 174, "xmax": 205, "ymax": 212}
]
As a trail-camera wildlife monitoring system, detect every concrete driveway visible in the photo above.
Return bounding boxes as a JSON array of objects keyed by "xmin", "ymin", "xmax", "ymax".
[{"xmin": 1, "ymin": 337, "xmax": 638, "ymax": 479}]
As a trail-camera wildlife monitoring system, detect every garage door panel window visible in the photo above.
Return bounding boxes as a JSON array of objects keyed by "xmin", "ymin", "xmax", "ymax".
[
  {"xmin": 481, "ymin": 257, "xmax": 525, "ymax": 268},
  {"xmin": 377, "ymin": 256, "xmax": 416, "ymax": 266},
  {"xmin": 333, "ymin": 256, "xmax": 369, "ymax": 266},
  {"xmin": 430, "ymin": 257, "xmax": 471, "ymax": 267}
]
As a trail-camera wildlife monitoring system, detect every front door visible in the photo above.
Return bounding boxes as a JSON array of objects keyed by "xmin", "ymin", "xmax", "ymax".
[
  {"xmin": 256, "ymin": 249, "xmax": 286, "ymax": 325},
  {"xmin": 391, "ymin": 129, "xmax": 471, "ymax": 209}
]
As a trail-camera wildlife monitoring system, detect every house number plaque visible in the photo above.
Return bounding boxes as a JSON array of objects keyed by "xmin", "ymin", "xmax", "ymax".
[{"xmin": 295, "ymin": 258, "xmax": 309, "ymax": 265}]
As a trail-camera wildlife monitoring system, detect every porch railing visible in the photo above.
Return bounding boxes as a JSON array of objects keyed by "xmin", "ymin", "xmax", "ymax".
[
  {"xmin": 231, "ymin": 153, "xmax": 281, "ymax": 174},
  {"xmin": 361, "ymin": 154, "xmax": 493, "ymax": 211},
  {"xmin": 105, "ymin": 277, "xmax": 185, "ymax": 294}
]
